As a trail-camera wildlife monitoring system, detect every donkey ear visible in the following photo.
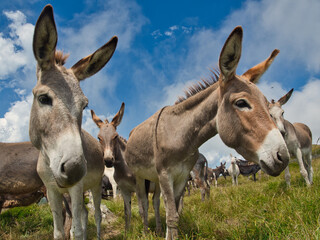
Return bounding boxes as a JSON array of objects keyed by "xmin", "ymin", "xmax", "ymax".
[
  {"xmin": 219, "ymin": 26, "xmax": 243, "ymax": 82},
  {"xmin": 278, "ymin": 88, "xmax": 294, "ymax": 106},
  {"xmin": 71, "ymin": 36, "xmax": 118, "ymax": 81},
  {"xmin": 33, "ymin": 5, "xmax": 57, "ymax": 71},
  {"xmin": 91, "ymin": 110, "xmax": 104, "ymax": 128},
  {"xmin": 111, "ymin": 102, "xmax": 125, "ymax": 128},
  {"xmin": 242, "ymin": 49, "xmax": 280, "ymax": 83}
]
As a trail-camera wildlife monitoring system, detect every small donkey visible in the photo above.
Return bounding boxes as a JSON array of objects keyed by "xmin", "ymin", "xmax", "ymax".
[
  {"xmin": 190, "ymin": 153, "xmax": 210, "ymax": 201},
  {"xmin": 228, "ymin": 155, "xmax": 240, "ymax": 186},
  {"xmin": 269, "ymin": 89, "xmax": 313, "ymax": 186},
  {"xmin": 91, "ymin": 103, "xmax": 162, "ymax": 233},
  {"xmin": 208, "ymin": 162, "xmax": 227, "ymax": 187}
]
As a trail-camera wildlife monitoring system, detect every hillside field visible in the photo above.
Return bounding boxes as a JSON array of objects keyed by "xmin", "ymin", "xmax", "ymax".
[{"xmin": 1, "ymin": 145, "xmax": 320, "ymax": 240}]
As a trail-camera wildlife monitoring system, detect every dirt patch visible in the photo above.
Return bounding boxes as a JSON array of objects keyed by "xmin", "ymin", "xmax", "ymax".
[{"xmin": 100, "ymin": 206, "xmax": 122, "ymax": 239}]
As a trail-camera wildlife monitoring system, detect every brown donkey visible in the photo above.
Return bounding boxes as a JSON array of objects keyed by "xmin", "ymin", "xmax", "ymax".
[
  {"xmin": 269, "ymin": 89, "xmax": 313, "ymax": 186},
  {"xmin": 91, "ymin": 103, "xmax": 162, "ymax": 234},
  {"xmin": 190, "ymin": 153, "xmax": 210, "ymax": 201},
  {"xmin": 208, "ymin": 162, "xmax": 227, "ymax": 187},
  {"xmin": 125, "ymin": 26, "xmax": 290, "ymax": 239},
  {"xmin": 29, "ymin": 5, "xmax": 117, "ymax": 240},
  {"xmin": 0, "ymin": 142, "xmax": 43, "ymax": 212}
]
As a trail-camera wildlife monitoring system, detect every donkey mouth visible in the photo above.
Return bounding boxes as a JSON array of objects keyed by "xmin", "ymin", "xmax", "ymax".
[
  {"xmin": 105, "ymin": 161, "xmax": 114, "ymax": 168},
  {"xmin": 259, "ymin": 160, "xmax": 283, "ymax": 177}
]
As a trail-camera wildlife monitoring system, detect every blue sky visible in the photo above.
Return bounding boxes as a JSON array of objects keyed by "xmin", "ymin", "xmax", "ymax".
[{"xmin": 0, "ymin": 0, "xmax": 319, "ymax": 167}]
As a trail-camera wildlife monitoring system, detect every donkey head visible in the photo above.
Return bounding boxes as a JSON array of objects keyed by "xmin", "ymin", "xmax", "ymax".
[
  {"xmin": 269, "ymin": 89, "xmax": 294, "ymax": 136},
  {"xmin": 216, "ymin": 26, "xmax": 289, "ymax": 176},
  {"xmin": 220, "ymin": 162, "xmax": 227, "ymax": 178},
  {"xmin": 29, "ymin": 5, "xmax": 118, "ymax": 188},
  {"xmin": 91, "ymin": 103, "xmax": 125, "ymax": 168}
]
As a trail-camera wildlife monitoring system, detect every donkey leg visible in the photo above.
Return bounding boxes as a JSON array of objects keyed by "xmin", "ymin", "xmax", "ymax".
[
  {"xmin": 112, "ymin": 183, "xmax": 118, "ymax": 199},
  {"xmin": 214, "ymin": 175, "xmax": 218, "ymax": 187},
  {"xmin": 91, "ymin": 184, "xmax": 102, "ymax": 239},
  {"xmin": 304, "ymin": 152, "xmax": 313, "ymax": 184},
  {"xmin": 296, "ymin": 148, "xmax": 310, "ymax": 186},
  {"xmin": 121, "ymin": 190, "xmax": 132, "ymax": 232},
  {"xmin": 308, "ymin": 153, "xmax": 313, "ymax": 184},
  {"xmin": 197, "ymin": 179, "xmax": 205, "ymax": 201},
  {"xmin": 69, "ymin": 183, "xmax": 85, "ymax": 240},
  {"xmin": 81, "ymin": 200, "xmax": 88, "ymax": 239},
  {"xmin": 284, "ymin": 166, "xmax": 291, "ymax": 187},
  {"xmin": 153, "ymin": 182, "xmax": 163, "ymax": 235},
  {"xmin": 175, "ymin": 179, "xmax": 188, "ymax": 214},
  {"xmin": 205, "ymin": 180, "xmax": 210, "ymax": 200},
  {"xmin": 135, "ymin": 177, "xmax": 149, "ymax": 233},
  {"xmin": 47, "ymin": 189, "xmax": 65, "ymax": 240},
  {"xmin": 158, "ymin": 171, "xmax": 179, "ymax": 240}
]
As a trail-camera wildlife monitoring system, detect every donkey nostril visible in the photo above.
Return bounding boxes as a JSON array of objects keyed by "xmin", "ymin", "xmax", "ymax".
[
  {"xmin": 277, "ymin": 152, "xmax": 283, "ymax": 162},
  {"xmin": 61, "ymin": 163, "xmax": 66, "ymax": 173}
]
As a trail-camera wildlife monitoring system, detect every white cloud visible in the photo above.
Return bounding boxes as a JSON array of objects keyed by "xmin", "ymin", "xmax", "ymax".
[
  {"xmin": 169, "ymin": 25, "xmax": 178, "ymax": 31},
  {"xmin": 151, "ymin": 29, "xmax": 162, "ymax": 39},
  {"xmin": 221, "ymin": 0, "xmax": 320, "ymax": 72},
  {"xmin": 0, "ymin": 93, "xmax": 32, "ymax": 142},
  {"xmin": 164, "ymin": 31, "xmax": 173, "ymax": 37},
  {"xmin": 0, "ymin": 10, "xmax": 34, "ymax": 81}
]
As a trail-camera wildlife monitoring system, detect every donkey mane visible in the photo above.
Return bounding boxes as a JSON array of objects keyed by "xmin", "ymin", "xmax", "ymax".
[
  {"xmin": 175, "ymin": 69, "xmax": 219, "ymax": 104},
  {"xmin": 119, "ymin": 136, "xmax": 127, "ymax": 144},
  {"xmin": 118, "ymin": 136, "xmax": 127, "ymax": 152},
  {"xmin": 55, "ymin": 50, "xmax": 69, "ymax": 66}
]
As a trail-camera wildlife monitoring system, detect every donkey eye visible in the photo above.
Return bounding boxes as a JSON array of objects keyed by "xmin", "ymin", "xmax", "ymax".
[
  {"xmin": 235, "ymin": 99, "xmax": 251, "ymax": 109},
  {"xmin": 38, "ymin": 94, "xmax": 52, "ymax": 105}
]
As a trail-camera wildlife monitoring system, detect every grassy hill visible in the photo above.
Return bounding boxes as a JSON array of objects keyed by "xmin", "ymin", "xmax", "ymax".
[{"xmin": 1, "ymin": 145, "xmax": 320, "ymax": 239}]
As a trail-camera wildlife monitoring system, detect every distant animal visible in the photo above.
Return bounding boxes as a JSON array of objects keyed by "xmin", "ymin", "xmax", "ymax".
[
  {"xmin": 228, "ymin": 156, "xmax": 240, "ymax": 186},
  {"xmin": 125, "ymin": 26, "xmax": 289, "ymax": 239},
  {"xmin": 207, "ymin": 162, "xmax": 227, "ymax": 187},
  {"xmin": 190, "ymin": 153, "xmax": 210, "ymax": 201},
  {"xmin": 233, "ymin": 156, "xmax": 261, "ymax": 181},
  {"xmin": 101, "ymin": 175, "xmax": 113, "ymax": 200},
  {"xmin": 269, "ymin": 89, "xmax": 313, "ymax": 187},
  {"xmin": 103, "ymin": 167, "xmax": 118, "ymax": 198},
  {"xmin": 29, "ymin": 5, "xmax": 117, "ymax": 239},
  {"xmin": 91, "ymin": 103, "xmax": 162, "ymax": 233},
  {"xmin": 0, "ymin": 142, "xmax": 44, "ymax": 213}
]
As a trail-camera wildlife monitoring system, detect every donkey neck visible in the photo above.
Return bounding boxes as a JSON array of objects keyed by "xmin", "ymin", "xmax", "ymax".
[
  {"xmin": 113, "ymin": 137, "xmax": 129, "ymax": 172},
  {"xmin": 170, "ymin": 82, "xmax": 220, "ymax": 150}
]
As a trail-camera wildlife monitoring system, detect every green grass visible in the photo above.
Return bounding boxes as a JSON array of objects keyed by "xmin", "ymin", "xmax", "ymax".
[{"xmin": 1, "ymin": 147, "xmax": 320, "ymax": 239}]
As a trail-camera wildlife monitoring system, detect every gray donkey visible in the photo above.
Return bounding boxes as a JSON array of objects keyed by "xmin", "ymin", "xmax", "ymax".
[
  {"xmin": 91, "ymin": 103, "xmax": 162, "ymax": 234},
  {"xmin": 125, "ymin": 26, "xmax": 289, "ymax": 239},
  {"xmin": 269, "ymin": 89, "xmax": 313, "ymax": 186},
  {"xmin": 29, "ymin": 5, "xmax": 117, "ymax": 239}
]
